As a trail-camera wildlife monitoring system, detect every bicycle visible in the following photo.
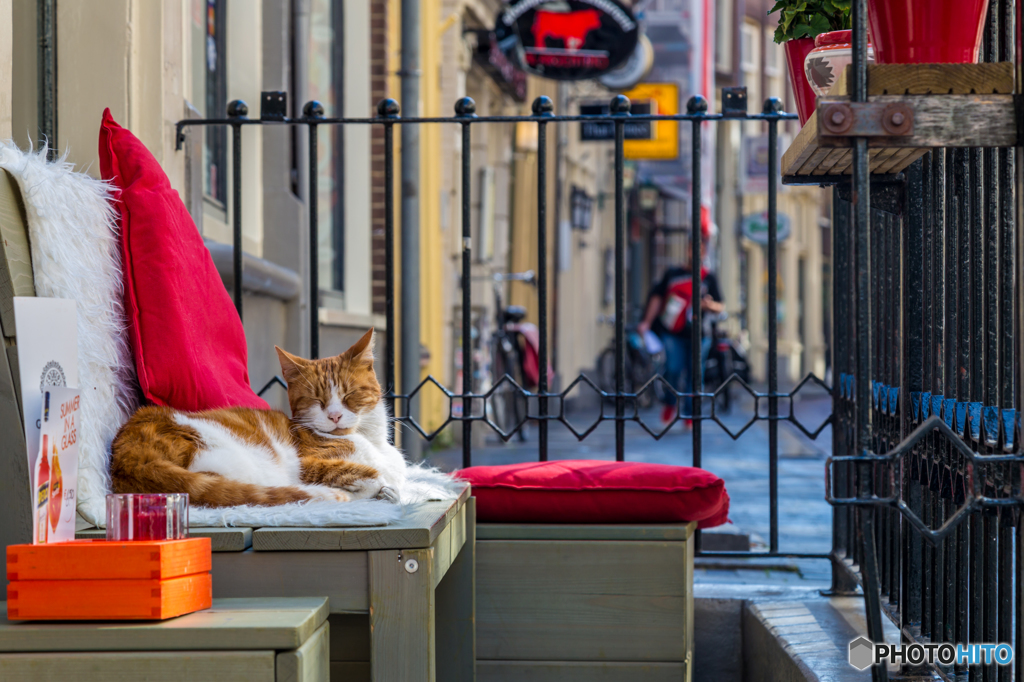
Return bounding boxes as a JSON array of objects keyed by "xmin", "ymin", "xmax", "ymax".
[
  {"xmin": 595, "ymin": 315, "xmax": 664, "ymax": 409},
  {"xmin": 476, "ymin": 271, "xmax": 537, "ymax": 442}
]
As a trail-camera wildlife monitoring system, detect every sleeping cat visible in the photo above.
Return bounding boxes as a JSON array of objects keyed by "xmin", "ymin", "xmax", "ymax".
[{"xmin": 110, "ymin": 329, "xmax": 406, "ymax": 507}]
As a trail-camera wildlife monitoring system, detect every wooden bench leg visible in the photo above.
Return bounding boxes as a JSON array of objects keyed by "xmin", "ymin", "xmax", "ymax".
[
  {"xmin": 369, "ymin": 547, "xmax": 435, "ymax": 681},
  {"xmin": 436, "ymin": 497, "xmax": 475, "ymax": 682}
]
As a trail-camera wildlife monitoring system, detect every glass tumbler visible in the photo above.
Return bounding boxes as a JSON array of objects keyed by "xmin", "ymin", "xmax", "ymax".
[{"xmin": 106, "ymin": 493, "xmax": 189, "ymax": 541}]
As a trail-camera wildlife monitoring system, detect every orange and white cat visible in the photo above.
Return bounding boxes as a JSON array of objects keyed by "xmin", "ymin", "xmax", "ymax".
[{"xmin": 110, "ymin": 329, "xmax": 406, "ymax": 507}]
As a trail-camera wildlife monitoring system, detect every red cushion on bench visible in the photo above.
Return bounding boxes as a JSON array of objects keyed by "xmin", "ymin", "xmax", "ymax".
[
  {"xmin": 99, "ymin": 109, "xmax": 268, "ymax": 412},
  {"xmin": 457, "ymin": 460, "xmax": 729, "ymax": 528}
]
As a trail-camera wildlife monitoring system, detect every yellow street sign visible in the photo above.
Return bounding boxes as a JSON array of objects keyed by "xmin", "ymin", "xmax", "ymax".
[{"xmin": 623, "ymin": 83, "xmax": 679, "ymax": 160}]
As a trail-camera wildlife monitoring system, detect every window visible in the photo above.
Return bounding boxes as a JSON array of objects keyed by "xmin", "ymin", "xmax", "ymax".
[
  {"xmin": 715, "ymin": 0, "xmax": 733, "ymax": 74},
  {"xmin": 740, "ymin": 20, "xmax": 760, "ymax": 128},
  {"xmin": 570, "ymin": 187, "xmax": 594, "ymax": 230},
  {"xmin": 308, "ymin": 0, "xmax": 345, "ymax": 303},
  {"xmin": 191, "ymin": 0, "xmax": 228, "ymax": 206},
  {"xmin": 740, "ymin": 21, "xmax": 759, "ymax": 74},
  {"xmin": 764, "ymin": 28, "xmax": 781, "ymax": 77}
]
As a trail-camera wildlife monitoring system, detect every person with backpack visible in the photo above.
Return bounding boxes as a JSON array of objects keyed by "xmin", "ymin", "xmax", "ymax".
[{"xmin": 637, "ymin": 210, "xmax": 724, "ymax": 428}]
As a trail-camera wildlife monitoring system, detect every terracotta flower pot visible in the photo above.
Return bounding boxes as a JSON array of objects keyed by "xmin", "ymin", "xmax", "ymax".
[
  {"xmin": 868, "ymin": 0, "xmax": 989, "ymax": 64},
  {"xmin": 784, "ymin": 38, "xmax": 817, "ymax": 126},
  {"xmin": 804, "ymin": 30, "xmax": 875, "ymax": 96}
]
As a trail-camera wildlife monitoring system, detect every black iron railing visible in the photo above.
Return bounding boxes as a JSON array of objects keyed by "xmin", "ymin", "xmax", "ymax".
[
  {"xmin": 176, "ymin": 90, "xmax": 833, "ymax": 565},
  {"xmin": 824, "ymin": 0, "xmax": 1024, "ymax": 680}
]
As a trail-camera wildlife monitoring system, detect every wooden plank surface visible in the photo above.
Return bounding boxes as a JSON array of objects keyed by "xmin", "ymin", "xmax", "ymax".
[
  {"xmin": 435, "ymin": 497, "xmax": 476, "ymax": 682},
  {"xmin": 212, "ymin": 550, "xmax": 368, "ymax": 612},
  {"xmin": 783, "ymin": 63, "xmax": 1017, "ymax": 177},
  {"xmin": 0, "ymin": 650, "xmax": 276, "ymax": 682},
  {"xmin": 75, "ymin": 527, "xmax": 253, "ymax": 552},
  {"xmin": 476, "ymin": 540, "xmax": 690, "ymax": 662},
  {"xmin": 277, "ymin": 621, "xmax": 330, "ymax": 682},
  {"xmin": 781, "ymin": 111, "xmax": 819, "ymax": 176},
  {"xmin": 834, "ymin": 62, "xmax": 1015, "ymax": 96},
  {"xmin": 369, "ymin": 547, "xmax": 435, "ymax": 681},
  {"xmin": 477, "ymin": 521, "xmax": 695, "ymax": 542},
  {"xmin": 252, "ymin": 484, "xmax": 469, "ymax": 551},
  {"xmin": 0, "ymin": 597, "xmax": 328, "ymax": 652},
  {"xmin": 477, "ymin": 661, "xmax": 689, "ymax": 682},
  {"xmin": 812, "ymin": 147, "xmax": 849, "ymax": 175},
  {"xmin": 817, "ymin": 95, "xmax": 1017, "ymax": 149}
]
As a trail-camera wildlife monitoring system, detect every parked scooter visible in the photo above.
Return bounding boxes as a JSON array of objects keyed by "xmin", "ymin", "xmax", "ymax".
[{"xmin": 704, "ymin": 313, "xmax": 751, "ymax": 413}]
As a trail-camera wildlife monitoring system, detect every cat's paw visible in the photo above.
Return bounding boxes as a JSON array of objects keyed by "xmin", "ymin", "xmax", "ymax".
[
  {"xmin": 376, "ymin": 486, "xmax": 400, "ymax": 504},
  {"xmin": 342, "ymin": 476, "xmax": 386, "ymax": 500}
]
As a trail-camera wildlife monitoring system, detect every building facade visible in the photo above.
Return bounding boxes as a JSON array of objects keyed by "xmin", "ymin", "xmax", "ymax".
[{"xmin": 0, "ymin": 0, "xmax": 831, "ymax": 453}]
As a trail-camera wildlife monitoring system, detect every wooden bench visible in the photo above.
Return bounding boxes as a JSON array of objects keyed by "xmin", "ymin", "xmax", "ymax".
[
  {"xmin": 0, "ymin": 164, "xmax": 476, "ymax": 682},
  {"xmin": 0, "ymin": 597, "xmax": 331, "ymax": 681},
  {"xmin": 77, "ymin": 488, "xmax": 476, "ymax": 681},
  {"xmin": 475, "ymin": 521, "xmax": 696, "ymax": 682}
]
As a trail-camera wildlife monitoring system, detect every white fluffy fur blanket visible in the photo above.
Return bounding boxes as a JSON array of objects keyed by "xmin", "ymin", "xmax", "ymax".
[{"xmin": 1, "ymin": 142, "xmax": 460, "ymax": 529}]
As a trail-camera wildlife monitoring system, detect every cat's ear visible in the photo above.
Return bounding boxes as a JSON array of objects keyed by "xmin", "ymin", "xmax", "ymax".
[
  {"xmin": 275, "ymin": 346, "xmax": 307, "ymax": 380},
  {"xmin": 348, "ymin": 328, "xmax": 375, "ymax": 368}
]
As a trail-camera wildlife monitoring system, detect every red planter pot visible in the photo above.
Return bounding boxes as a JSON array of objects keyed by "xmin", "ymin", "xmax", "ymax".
[
  {"xmin": 784, "ymin": 38, "xmax": 817, "ymax": 126},
  {"xmin": 868, "ymin": 0, "xmax": 989, "ymax": 64}
]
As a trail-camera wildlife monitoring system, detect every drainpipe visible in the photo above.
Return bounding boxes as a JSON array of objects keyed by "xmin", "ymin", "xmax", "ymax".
[
  {"xmin": 400, "ymin": 0, "xmax": 422, "ymax": 460},
  {"xmin": 38, "ymin": 0, "xmax": 56, "ymax": 158}
]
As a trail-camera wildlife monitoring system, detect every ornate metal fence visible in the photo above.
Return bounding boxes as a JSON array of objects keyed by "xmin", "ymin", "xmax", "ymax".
[
  {"xmin": 176, "ymin": 90, "xmax": 833, "ymax": 562},
  {"xmin": 824, "ymin": 0, "xmax": 1023, "ymax": 680}
]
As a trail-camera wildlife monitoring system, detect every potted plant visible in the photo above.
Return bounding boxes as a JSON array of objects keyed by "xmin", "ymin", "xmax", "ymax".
[
  {"xmin": 769, "ymin": 0, "xmax": 852, "ymax": 125},
  {"xmin": 868, "ymin": 0, "xmax": 989, "ymax": 64}
]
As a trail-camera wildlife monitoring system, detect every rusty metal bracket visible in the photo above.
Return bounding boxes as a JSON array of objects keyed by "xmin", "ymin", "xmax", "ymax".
[
  {"xmin": 815, "ymin": 94, "xmax": 1018, "ymax": 148},
  {"xmin": 819, "ymin": 100, "xmax": 915, "ymax": 139}
]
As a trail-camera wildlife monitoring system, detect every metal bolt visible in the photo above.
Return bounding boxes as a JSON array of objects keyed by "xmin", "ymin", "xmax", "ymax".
[
  {"xmin": 404, "ymin": 559, "xmax": 419, "ymax": 574},
  {"xmin": 891, "ymin": 112, "xmax": 905, "ymax": 126},
  {"xmin": 830, "ymin": 110, "xmax": 846, "ymax": 126}
]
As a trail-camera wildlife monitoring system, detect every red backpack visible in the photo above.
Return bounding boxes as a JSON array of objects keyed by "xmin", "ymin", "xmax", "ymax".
[{"xmin": 659, "ymin": 268, "xmax": 707, "ymax": 334}]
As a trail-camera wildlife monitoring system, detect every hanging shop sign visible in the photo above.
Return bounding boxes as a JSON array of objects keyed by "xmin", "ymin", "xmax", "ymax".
[
  {"xmin": 599, "ymin": 33, "xmax": 655, "ymax": 90},
  {"xmin": 742, "ymin": 211, "xmax": 792, "ymax": 245},
  {"xmin": 622, "ymin": 83, "xmax": 680, "ymax": 161},
  {"xmin": 579, "ymin": 101, "xmax": 652, "ymax": 141},
  {"xmin": 495, "ymin": 0, "xmax": 639, "ymax": 81},
  {"xmin": 473, "ymin": 31, "xmax": 528, "ymax": 102}
]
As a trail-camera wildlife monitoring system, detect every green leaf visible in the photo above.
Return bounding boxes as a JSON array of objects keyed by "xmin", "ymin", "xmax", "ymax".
[{"xmin": 768, "ymin": 0, "xmax": 851, "ymax": 42}]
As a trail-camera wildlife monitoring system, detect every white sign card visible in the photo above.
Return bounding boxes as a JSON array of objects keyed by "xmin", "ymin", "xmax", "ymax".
[
  {"xmin": 33, "ymin": 387, "xmax": 80, "ymax": 544},
  {"xmin": 13, "ymin": 297, "xmax": 78, "ymax": 476}
]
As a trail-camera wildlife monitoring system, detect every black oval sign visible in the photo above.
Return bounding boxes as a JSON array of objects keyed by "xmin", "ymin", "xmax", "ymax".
[{"xmin": 495, "ymin": 0, "xmax": 639, "ymax": 81}]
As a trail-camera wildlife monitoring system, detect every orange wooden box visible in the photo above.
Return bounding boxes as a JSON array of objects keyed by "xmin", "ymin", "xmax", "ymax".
[
  {"xmin": 6, "ymin": 538, "xmax": 212, "ymax": 621},
  {"xmin": 7, "ymin": 573, "xmax": 212, "ymax": 620},
  {"xmin": 7, "ymin": 538, "xmax": 211, "ymax": 581}
]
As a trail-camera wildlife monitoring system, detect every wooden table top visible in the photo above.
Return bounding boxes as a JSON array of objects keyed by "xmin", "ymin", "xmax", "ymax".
[
  {"xmin": 76, "ymin": 483, "xmax": 471, "ymax": 552},
  {"xmin": 0, "ymin": 597, "xmax": 328, "ymax": 652}
]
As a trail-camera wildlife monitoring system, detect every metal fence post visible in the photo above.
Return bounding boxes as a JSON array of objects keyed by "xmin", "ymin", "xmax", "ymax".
[
  {"xmin": 534, "ymin": 96, "xmax": 554, "ymax": 461},
  {"xmin": 227, "ymin": 100, "xmax": 249, "ymax": 318},
  {"xmin": 612, "ymin": 95, "xmax": 630, "ymax": 463},
  {"xmin": 378, "ymin": 98, "xmax": 400, "ymax": 444},
  {"xmin": 303, "ymin": 100, "xmax": 325, "ymax": 359},
  {"xmin": 456, "ymin": 97, "xmax": 476, "ymax": 469}
]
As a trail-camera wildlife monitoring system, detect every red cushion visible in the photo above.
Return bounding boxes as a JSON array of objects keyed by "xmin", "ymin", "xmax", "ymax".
[
  {"xmin": 99, "ymin": 109, "xmax": 268, "ymax": 412},
  {"xmin": 457, "ymin": 460, "xmax": 729, "ymax": 528}
]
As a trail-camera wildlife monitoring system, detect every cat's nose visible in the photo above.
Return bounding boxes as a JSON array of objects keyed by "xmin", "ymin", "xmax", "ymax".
[{"xmin": 327, "ymin": 408, "xmax": 344, "ymax": 423}]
